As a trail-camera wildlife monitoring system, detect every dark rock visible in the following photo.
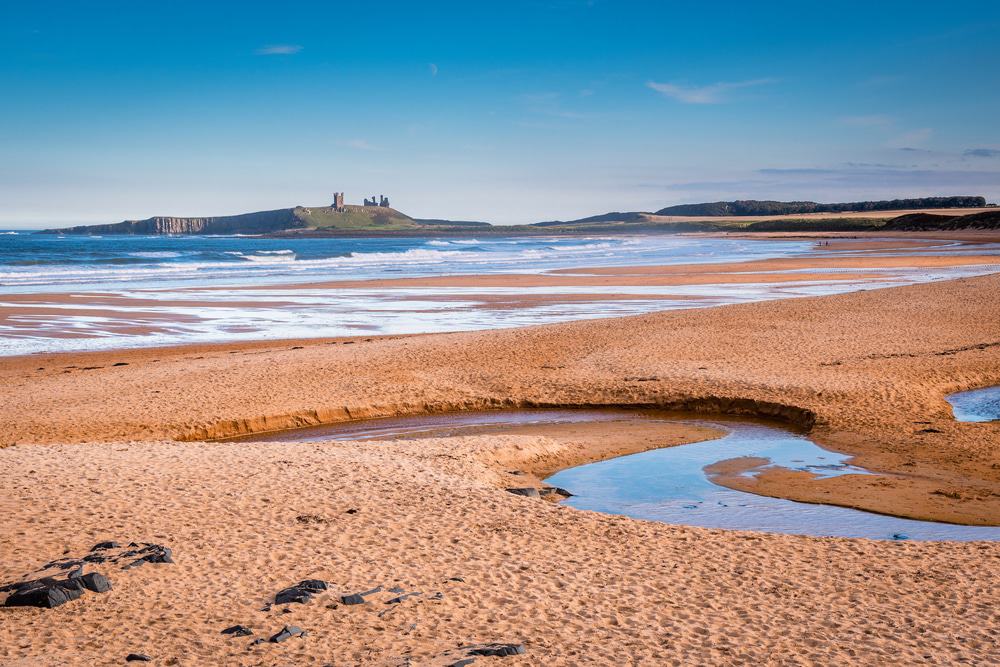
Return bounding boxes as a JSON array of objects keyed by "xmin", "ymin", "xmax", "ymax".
[
  {"xmin": 345, "ymin": 508, "xmax": 359, "ymax": 514},
  {"xmin": 269, "ymin": 625, "xmax": 305, "ymax": 643},
  {"xmin": 83, "ymin": 554, "xmax": 107, "ymax": 563},
  {"xmin": 4, "ymin": 578, "xmax": 84, "ymax": 608},
  {"xmin": 386, "ymin": 592, "xmax": 421, "ymax": 604},
  {"xmin": 124, "ymin": 545, "xmax": 173, "ymax": 569},
  {"xmin": 892, "ymin": 533, "xmax": 910, "ymax": 541},
  {"xmin": 539, "ymin": 486, "xmax": 573, "ymax": 498},
  {"xmin": 249, "ymin": 638, "xmax": 265, "ymax": 646},
  {"xmin": 466, "ymin": 643, "xmax": 526, "ymax": 657},
  {"xmin": 221, "ymin": 625, "xmax": 254, "ymax": 637},
  {"xmin": 80, "ymin": 572, "xmax": 112, "ymax": 593},
  {"xmin": 125, "ymin": 654, "xmax": 152, "ymax": 662},
  {"xmin": 91, "ymin": 541, "xmax": 122, "ymax": 551},
  {"xmin": 297, "ymin": 579, "xmax": 327, "ymax": 591},
  {"xmin": 275, "ymin": 580, "xmax": 326, "ymax": 605},
  {"xmin": 505, "ymin": 487, "xmax": 540, "ymax": 498},
  {"xmin": 447, "ymin": 577, "xmax": 465, "ymax": 583},
  {"xmin": 275, "ymin": 587, "xmax": 313, "ymax": 605},
  {"xmin": 449, "ymin": 660, "xmax": 477, "ymax": 667},
  {"xmin": 341, "ymin": 586, "xmax": 381, "ymax": 605}
]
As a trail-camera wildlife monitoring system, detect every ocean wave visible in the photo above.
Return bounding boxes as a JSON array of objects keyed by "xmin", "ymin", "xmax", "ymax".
[{"xmin": 129, "ymin": 251, "xmax": 184, "ymax": 259}]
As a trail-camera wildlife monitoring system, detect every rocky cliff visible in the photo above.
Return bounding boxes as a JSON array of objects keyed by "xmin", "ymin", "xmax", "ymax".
[{"xmin": 44, "ymin": 208, "xmax": 304, "ymax": 235}]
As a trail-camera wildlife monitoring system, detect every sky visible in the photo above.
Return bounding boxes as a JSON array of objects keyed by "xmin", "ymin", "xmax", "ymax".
[{"xmin": 1, "ymin": 0, "xmax": 999, "ymax": 227}]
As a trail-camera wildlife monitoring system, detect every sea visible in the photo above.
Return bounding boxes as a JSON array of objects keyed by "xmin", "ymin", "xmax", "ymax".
[{"xmin": 1, "ymin": 230, "xmax": 997, "ymax": 355}]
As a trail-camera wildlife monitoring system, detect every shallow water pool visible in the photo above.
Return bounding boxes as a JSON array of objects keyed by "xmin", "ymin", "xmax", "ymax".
[
  {"xmin": 947, "ymin": 386, "xmax": 1000, "ymax": 422},
  {"xmin": 244, "ymin": 409, "xmax": 1000, "ymax": 541}
]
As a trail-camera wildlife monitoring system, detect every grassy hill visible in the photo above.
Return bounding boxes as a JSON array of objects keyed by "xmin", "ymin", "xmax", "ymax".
[{"xmin": 293, "ymin": 205, "xmax": 421, "ymax": 231}]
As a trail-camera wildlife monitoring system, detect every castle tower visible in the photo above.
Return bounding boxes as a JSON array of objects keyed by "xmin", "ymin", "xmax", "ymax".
[{"xmin": 332, "ymin": 192, "xmax": 345, "ymax": 211}]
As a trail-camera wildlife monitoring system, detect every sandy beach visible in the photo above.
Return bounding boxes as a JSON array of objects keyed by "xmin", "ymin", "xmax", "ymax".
[{"xmin": 2, "ymin": 241, "xmax": 1000, "ymax": 663}]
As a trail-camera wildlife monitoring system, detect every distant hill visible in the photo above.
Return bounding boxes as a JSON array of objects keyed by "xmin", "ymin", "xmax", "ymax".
[
  {"xmin": 654, "ymin": 196, "xmax": 986, "ymax": 217},
  {"xmin": 43, "ymin": 205, "xmax": 464, "ymax": 235},
  {"xmin": 533, "ymin": 212, "xmax": 647, "ymax": 227},
  {"xmin": 881, "ymin": 210, "xmax": 1000, "ymax": 231},
  {"xmin": 412, "ymin": 218, "xmax": 493, "ymax": 228}
]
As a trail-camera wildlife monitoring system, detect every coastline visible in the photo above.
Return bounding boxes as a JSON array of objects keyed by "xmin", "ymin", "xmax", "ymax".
[
  {"xmin": 3, "ymin": 256, "xmax": 1000, "ymax": 663},
  {"xmin": 2, "ymin": 269, "xmax": 999, "ymax": 524}
]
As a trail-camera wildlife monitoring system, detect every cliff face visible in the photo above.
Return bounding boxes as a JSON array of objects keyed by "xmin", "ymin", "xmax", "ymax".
[{"xmin": 44, "ymin": 208, "xmax": 305, "ymax": 235}]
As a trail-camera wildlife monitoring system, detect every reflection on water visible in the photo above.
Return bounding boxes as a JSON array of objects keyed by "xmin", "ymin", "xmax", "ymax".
[
  {"xmin": 547, "ymin": 420, "xmax": 1000, "ymax": 541},
  {"xmin": 243, "ymin": 409, "xmax": 1000, "ymax": 542},
  {"xmin": 947, "ymin": 386, "xmax": 1000, "ymax": 422}
]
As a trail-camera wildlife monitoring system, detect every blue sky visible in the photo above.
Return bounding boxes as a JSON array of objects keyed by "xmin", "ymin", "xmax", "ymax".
[{"xmin": 1, "ymin": 0, "xmax": 998, "ymax": 227}]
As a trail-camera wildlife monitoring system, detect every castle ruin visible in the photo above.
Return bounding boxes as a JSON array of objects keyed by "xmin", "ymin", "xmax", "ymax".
[
  {"xmin": 331, "ymin": 192, "xmax": 390, "ymax": 210},
  {"xmin": 364, "ymin": 195, "xmax": 390, "ymax": 208}
]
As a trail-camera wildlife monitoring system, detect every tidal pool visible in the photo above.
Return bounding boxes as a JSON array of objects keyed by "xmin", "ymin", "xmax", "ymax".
[
  {"xmin": 245, "ymin": 409, "xmax": 1000, "ymax": 541},
  {"xmin": 947, "ymin": 386, "xmax": 1000, "ymax": 422}
]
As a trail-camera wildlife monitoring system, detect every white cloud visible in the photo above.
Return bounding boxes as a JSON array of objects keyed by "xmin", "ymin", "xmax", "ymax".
[
  {"xmin": 646, "ymin": 78, "xmax": 775, "ymax": 104},
  {"xmin": 339, "ymin": 139, "xmax": 383, "ymax": 152},
  {"xmin": 255, "ymin": 44, "xmax": 303, "ymax": 56}
]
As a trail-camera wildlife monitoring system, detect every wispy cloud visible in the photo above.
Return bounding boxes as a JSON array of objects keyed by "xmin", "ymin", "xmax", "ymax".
[
  {"xmin": 838, "ymin": 114, "xmax": 894, "ymax": 127},
  {"xmin": 255, "ymin": 44, "xmax": 302, "ymax": 56},
  {"xmin": 965, "ymin": 148, "xmax": 1000, "ymax": 158},
  {"xmin": 646, "ymin": 78, "xmax": 776, "ymax": 104},
  {"xmin": 429, "ymin": 63, "xmax": 438, "ymax": 76},
  {"xmin": 885, "ymin": 127, "xmax": 933, "ymax": 149},
  {"xmin": 339, "ymin": 139, "xmax": 383, "ymax": 152}
]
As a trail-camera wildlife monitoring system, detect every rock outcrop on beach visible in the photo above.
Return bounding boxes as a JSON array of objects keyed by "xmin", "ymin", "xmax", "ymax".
[{"xmin": 44, "ymin": 208, "xmax": 305, "ymax": 236}]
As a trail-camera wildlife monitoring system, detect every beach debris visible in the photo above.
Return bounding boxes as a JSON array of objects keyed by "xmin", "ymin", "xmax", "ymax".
[
  {"xmin": 505, "ymin": 487, "xmax": 540, "ymax": 498},
  {"xmin": 125, "ymin": 654, "xmax": 152, "ymax": 662},
  {"xmin": 465, "ymin": 643, "xmax": 527, "ymax": 657},
  {"xmin": 275, "ymin": 579, "xmax": 328, "ymax": 605},
  {"xmin": 269, "ymin": 625, "xmax": 306, "ymax": 643},
  {"xmin": 340, "ymin": 585, "xmax": 382, "ymax": 605},
  {"xmin": 345, "ymin": 508, "xmax": 359, "ymax": 514},
  {"xmin": 221, "ymin": 625, "xmax": 254, "ymax": 637},
  {"xmin": 447, "ymin": 577, "xmax": 465, "ymax": 583}
]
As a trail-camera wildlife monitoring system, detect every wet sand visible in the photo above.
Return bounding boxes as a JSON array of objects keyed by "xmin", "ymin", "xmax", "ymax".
[
  {"xmin": 3, "ymin": 237, "xmax": 998, "ymax": 350},
  {"xmin": 2, "ymin": 243, "xmax": 1000, "ymax": 663}
]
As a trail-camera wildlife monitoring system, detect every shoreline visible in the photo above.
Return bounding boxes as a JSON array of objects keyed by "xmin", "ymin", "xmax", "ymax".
[
  {"xmin": 2, "ymin": 271, "xmax": 999, "ymax": 524},
  {"xmin": 3, "ymin": 263, "xmax": 1000, "ymax": 664},
  {"xmin": 4, "ymin": 233, "xmax": 999, "ymax": 356}
]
